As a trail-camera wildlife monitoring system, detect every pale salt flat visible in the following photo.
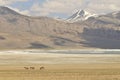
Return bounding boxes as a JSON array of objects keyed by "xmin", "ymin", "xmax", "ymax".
[{"xmin": 0, "ymin": 49, "xmax": 120, "ymax": 64}]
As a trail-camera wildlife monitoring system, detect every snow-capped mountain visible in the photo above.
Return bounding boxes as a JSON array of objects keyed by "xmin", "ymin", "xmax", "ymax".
[{"xmin": 67, "ymin": 10, "xmax": 97, "ymax": 22}]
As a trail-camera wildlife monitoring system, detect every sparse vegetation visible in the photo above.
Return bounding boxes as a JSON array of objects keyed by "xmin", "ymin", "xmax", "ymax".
[{"xmin": 0, "ymin": 65, "xmax": 120, "ymax": 80}]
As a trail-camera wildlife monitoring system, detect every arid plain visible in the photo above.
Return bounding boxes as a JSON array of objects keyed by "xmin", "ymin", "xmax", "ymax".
[{"xmin": 0, "ymin": 50, "xmax": 120, "ymax": 80}]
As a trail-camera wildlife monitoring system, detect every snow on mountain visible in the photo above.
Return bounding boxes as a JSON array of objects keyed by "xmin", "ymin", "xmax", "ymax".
[
  {"xmin": 108, "ymin": 11, "xmax": 120, "ymax": 19},
  {"xmin": 67, "ymin": 10, "xmax": 97, "ymax": 23}
]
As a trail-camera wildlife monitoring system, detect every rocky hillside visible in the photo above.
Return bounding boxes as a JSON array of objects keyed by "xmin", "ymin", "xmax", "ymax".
[
  {"xmin": 0, "ymin": 6, "xmax": 120, "ymax": 49},
  {"xmin": 78, "ymin": 11, "xmax": 120, "ymax": 49},
  {"xmin": 0, "ymin": 6, "xmax": 85, "ymax": 49}
]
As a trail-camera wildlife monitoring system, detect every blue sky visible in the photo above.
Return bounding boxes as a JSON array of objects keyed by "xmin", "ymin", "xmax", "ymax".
[{"xmin": 0, "ymin": 0, "xmax": 120, "ymax": 18}]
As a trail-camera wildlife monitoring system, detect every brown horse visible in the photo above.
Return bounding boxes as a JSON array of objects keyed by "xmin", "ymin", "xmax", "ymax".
[
  {"xmin": 24, "ymin": 67, "xmax": 29, "ymax": 70},
  {"xmin": 30, "ymin": 67, "xmax": 35, "ymax": 70},
  {"xmin": 40, "ymin": 66, "xmax": 45, "ymax": 70}
]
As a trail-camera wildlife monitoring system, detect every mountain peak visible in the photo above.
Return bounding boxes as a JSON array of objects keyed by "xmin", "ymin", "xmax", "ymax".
[
  {"xmin": 78, "ymin": 10, "xmax": 85, "ymax": 15},
  {"xmin": 67, "ymin": 9, "xmax": 96, "ymax": 23},
  {"xmin": 110, "ymin": 11, "xmax": 120, "ymax": 19},
  {"xmin": 0, "ymin": 6, "xmax": 20, "ymax": 15}
]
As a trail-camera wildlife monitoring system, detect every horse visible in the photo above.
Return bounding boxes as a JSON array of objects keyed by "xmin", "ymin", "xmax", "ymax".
[
  {"xmin": 24, "ymin": 67, "xmax": 29, "ymax": 70},
  {"xmin": 40, "ymin": 66, "xmax": 45, "ymax": 70},
  {"xmin": 30, "ymin": 67, "xmax": 35, "ymax": 70}
]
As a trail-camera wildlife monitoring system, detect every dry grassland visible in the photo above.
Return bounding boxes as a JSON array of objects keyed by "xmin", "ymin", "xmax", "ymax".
[{"xmin": 0, "ymin": 64, "xmax": 120, "ymax": 80}]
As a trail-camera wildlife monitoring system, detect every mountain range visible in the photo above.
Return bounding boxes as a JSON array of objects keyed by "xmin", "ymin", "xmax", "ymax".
[{"xmin": 0, "ymin": 6, "xmax": 120, "ymax": 49}]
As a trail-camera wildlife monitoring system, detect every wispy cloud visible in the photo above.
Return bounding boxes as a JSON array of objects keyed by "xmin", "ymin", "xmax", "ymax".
[
  {"xmin": 30, "ymin": 0, "xmax": 83, "ymax": 16},
  {"xmin": 30, "ymin": 0, "xmax": 120, "ymax": 17},
  {"xmin": 0, "ymin": 0, "xmax": 28, "ymax": 5},
  {"xmin": 0, "ymin": 0, "xmax": 120, "ymax": 18}
]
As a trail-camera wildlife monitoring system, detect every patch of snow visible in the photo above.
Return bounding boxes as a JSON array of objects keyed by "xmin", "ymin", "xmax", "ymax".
[{"xmin": 67, "ymin": 10, "xmax": 97, "ymax": 23}]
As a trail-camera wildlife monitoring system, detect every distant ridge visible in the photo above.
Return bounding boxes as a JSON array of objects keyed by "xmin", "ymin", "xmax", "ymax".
[{"xmin": 0, "ymin": 6, "xmax": 21, "ymax": 15}]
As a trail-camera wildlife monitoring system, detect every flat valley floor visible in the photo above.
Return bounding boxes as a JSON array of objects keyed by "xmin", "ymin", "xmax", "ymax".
[{"xmin": 0, "ymin": 50, "xmax": 120, "ymax": 80}]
